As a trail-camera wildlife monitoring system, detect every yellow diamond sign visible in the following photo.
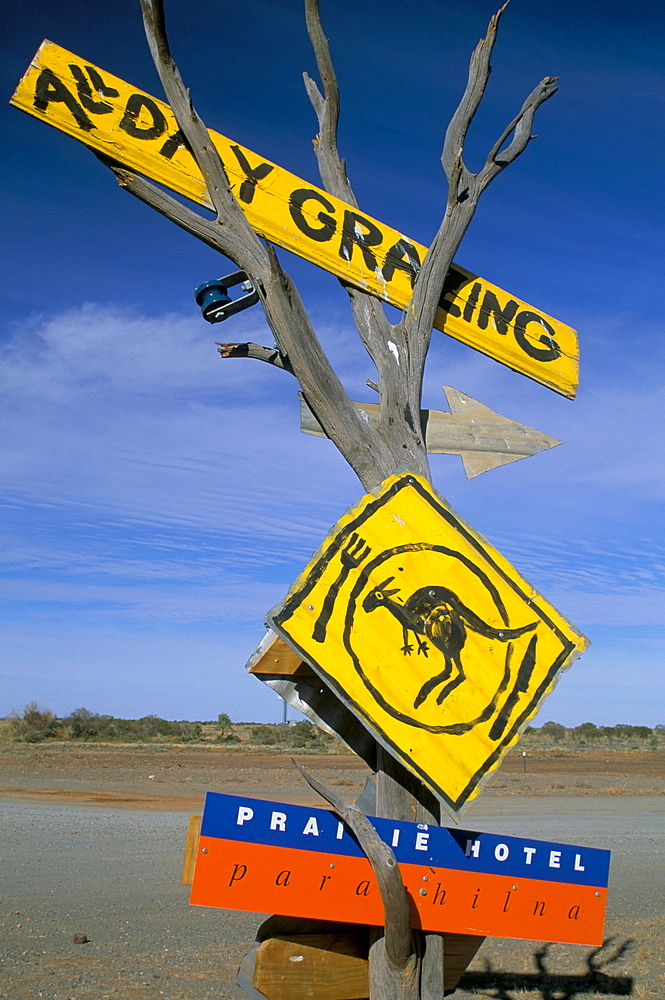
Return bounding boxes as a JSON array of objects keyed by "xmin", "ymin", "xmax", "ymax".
[{"xmin": 267, "ymin": 473, "xmax": 589, "ymax": 811}]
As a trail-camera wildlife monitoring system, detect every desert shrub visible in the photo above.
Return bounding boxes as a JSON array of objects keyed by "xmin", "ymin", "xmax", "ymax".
[
  {"xmin": 66, "ymin": 707, "xmax": 102, "ymax": 740},
  {"xmin": 286, "ymin": 720, "xmax": 331, "ymax": 749},
  {"xmin": 539, "ymin": 721, "xmax": 566, "ymax": 741},
  {"xmin": 10, "ymin": 702, "xmax": 59, "ymax": 741},
  {"xmin": 218, "ymin": 732, "xmax": 240, "ymax": 744},
  {"xmin": 249, "ymin": 725, "xmax": 278, "ymax": 745},
  {"xmin": 613, "ymin": 724, "xmax": 650, "ymax": 739},
  {"xmin": 177, "ymin": 721, "xmax": 203, "ymax": 742}
]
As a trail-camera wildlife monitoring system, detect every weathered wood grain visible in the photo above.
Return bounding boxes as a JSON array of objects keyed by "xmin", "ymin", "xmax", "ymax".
[
  {"xmin": 299, "ymin": 387, "xmax": 562, "ymax": 479},
  {"xmin": 239, "ymin": 924, "xmax": 483, "ymax": 1000},
  {"xmin": 181, "ymin": 814, "xmax": 201, "ymax": 885}
]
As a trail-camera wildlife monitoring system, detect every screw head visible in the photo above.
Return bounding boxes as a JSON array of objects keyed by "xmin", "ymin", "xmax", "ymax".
[
  {"xmin": 201, "ymin": 848, "xmax": 208, "ymax": 854},
  {"xmin": 419, "ymin": 888, "xmax": 427, "ymax": 896}
]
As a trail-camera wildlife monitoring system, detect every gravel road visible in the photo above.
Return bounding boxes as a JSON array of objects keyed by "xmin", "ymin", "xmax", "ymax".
[{"xmin": 1, "ymin": 795, "xmax": 663, "ymax": 999}]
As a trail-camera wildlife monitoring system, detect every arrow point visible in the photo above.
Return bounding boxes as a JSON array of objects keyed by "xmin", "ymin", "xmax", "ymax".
[
  {"xmin": 441, "ymin": 386, "xmax": 562, "ymax": 479},
  {"xmin": 458, "ymin": 450, "xmax": 531, "ymax": 480}
]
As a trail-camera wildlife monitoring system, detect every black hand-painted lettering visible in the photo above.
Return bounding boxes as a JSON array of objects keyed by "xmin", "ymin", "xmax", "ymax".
[
  {"xmin": 436, "ymin": 267, "xmax": 468, "ymax": 319},
  {"xmin": 477, "ymin": 290, "xmax": 519, "ymax": 335},
  {"xmin": 382, "ymin": 239, "xmax": 421, "ymax": 287},
  {"xmin": 85, "ymin": 66, "xmax": 119, "ymax": 99},
  {"xmin": 339, "ymin": 211, "xmax": 383, "ymax": 270},
  {"xmin": 229, "ymin": 144, "xmax": 275, "ymax": 204},
  {"xmin": 118, "ymin": 93, "xmax": 167, "ymax": 140},
  {"xmin": 68, "ymin": 64, "xmax": 117, "ymax": 114},
  {"xmin": 289, "ymin": 188, "xmax": 336, "ymax": 242},
  {"xmin": 463, "ymin": 282, "xmax": 482, "ymax": 323},
  {"xmin": 159, "ymin": 128, "xmax": 193, "ymax": 159},
  {"xmin": 33, "ymin": 67, "xmax": 94, "ymax": 131},
  {"xmin": 514, "ymin": 310, "xmax": 561, "ymax": 362}
]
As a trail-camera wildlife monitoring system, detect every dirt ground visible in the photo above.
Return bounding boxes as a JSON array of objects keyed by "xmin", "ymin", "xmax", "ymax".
[
  {"xmin": 1, "ymin": 743, "xmax": 663, "ymax": 812},
  {"xmin": 1, "ymin": 744, "xmax": 663, "ymax": 1000}
]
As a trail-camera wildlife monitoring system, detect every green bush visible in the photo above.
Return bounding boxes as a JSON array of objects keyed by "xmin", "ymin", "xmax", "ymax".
[
  {"xmin": 572, "ymin": 722, "xmax": 600, "ymax": 741},
  {"xmin": 249, "ymin": 725, "xmax": 277, "ymax": 745},
  {"xmin": 10, "ymin": 702, "xmax": 59, "ymax": 741},
  {"xmin": 539, "ymin": 721, "xmax": 566, "ymax": 741}
]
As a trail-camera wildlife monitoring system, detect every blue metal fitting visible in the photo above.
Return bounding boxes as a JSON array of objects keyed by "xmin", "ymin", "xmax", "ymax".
[{"xmin": 194, "ymin": 270, "xmax": 259, "ymax": 324}]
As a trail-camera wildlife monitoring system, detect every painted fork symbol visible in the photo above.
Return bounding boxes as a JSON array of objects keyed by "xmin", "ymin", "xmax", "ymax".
[{"xmin": 312, "ymin": 533, "xmax": 372, "ymax": 642}]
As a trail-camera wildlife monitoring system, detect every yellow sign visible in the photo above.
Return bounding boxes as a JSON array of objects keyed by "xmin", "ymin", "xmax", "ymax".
[
  {"xmin": 12, "ymin": 41, "xmax": 579, "ymax": 398},
  {"xmin": 267, "ymin": 473, "xmax": 588, "ymax": 812}
]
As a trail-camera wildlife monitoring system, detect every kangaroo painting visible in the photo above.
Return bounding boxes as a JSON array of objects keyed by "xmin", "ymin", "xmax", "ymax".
[{"xmin": 362, "ymin": 579, "xmax": 538, "ymax": 709}]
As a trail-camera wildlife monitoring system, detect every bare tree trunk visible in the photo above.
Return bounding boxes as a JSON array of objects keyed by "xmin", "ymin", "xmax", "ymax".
[{"xmin": 101, "ymin": 3, "xmax": 560, "ymax": 996}]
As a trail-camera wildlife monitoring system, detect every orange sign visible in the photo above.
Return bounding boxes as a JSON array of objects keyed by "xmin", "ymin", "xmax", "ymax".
[{"xmin": 191, "ymin": 793, "xmax": 610, "ymax": 946}]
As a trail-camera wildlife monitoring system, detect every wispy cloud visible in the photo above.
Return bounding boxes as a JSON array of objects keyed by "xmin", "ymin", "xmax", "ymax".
[{"xmin": 1, "ymin": 303, "xmax": 663, "ymax": 721}]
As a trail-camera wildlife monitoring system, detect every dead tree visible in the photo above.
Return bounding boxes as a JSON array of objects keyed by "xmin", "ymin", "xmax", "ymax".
[{"xmin": 107, "ymin": 1, "xmax": 558, "ymax": 995}]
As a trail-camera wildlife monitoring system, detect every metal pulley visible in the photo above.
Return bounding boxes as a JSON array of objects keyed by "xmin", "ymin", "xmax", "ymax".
[{"xmin": 195, "ymin": 270, "xmax": 259, "ymax": 323}]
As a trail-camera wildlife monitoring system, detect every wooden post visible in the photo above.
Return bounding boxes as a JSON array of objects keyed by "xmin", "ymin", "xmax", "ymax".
[{"xmin": 372, "ymin": 748, "xmax": 444, "ymax": 998}]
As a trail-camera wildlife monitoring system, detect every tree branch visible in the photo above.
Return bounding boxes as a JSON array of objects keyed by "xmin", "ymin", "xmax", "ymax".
[
  {"xmin": 261, "ymin": 245, "xmax": 396, "ymax": 490},
  {"xmin": 108, "ymin": 164, "xmax": 264, "ymax": 270},
  {"xmin": 138, "ymin": 0, "xmax": 268, "ymax": 271},
  {"xmin": 293, "ymin": 759, "xmax": 416, "ymax": 974},
  {"xmin": 303, "ymin": 0, "xmax": 358, "ymax": 205},
  {"xmin": 406, "ymin": 3, "xmax": 557, "ymax": 396},
  {"xmin": 129, "ymin": 0, "xmax": 397, "ymax": 490},
  {"xmin": 303, "ymin": 0, "xmax": 430, "ymax": 479},
  {"xmin": 216, "ymin": 341, "xmax": 294, "ymax": 373},
  {"xmin": 478, "ymin": 75, "xmax": 558, "ymax": 189},
  {"xmin": 442, "ymin": 2, "xmax": 508, "ymax": 181}
]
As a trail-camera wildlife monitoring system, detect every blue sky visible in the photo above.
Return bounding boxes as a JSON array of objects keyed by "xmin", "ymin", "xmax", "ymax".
[{"xmin": 2, "ymin": 0, "xmax": 663, "ymax": 725}]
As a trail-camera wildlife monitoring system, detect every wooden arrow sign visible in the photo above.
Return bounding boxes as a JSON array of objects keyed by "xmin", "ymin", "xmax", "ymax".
[{"xmin": 299, "ymin": 387, "xmax": 562, "ymax": 479}]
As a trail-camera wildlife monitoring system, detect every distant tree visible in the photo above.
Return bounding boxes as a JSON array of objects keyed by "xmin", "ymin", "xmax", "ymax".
[
  {"xmin": 66, "ymin": 707, "xmax": 101, "ymax": 740},
  {"xmin": 614, "ymin": 723, "xmax": 651, "ymax": 739},
  {"xmin": 540, "ymin": 721, "xmax": 566, "ymax": 741},
  {"xmin": 216, "ymin": 712, "xmax": 232, "ymax": 737},
  {"xmin": 613, "ymin": 724, "xmax": 650, "ymax": 739},
  {"xmin": 572, "ymin": 721, "xmax": 599, "ymax": 740}
]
